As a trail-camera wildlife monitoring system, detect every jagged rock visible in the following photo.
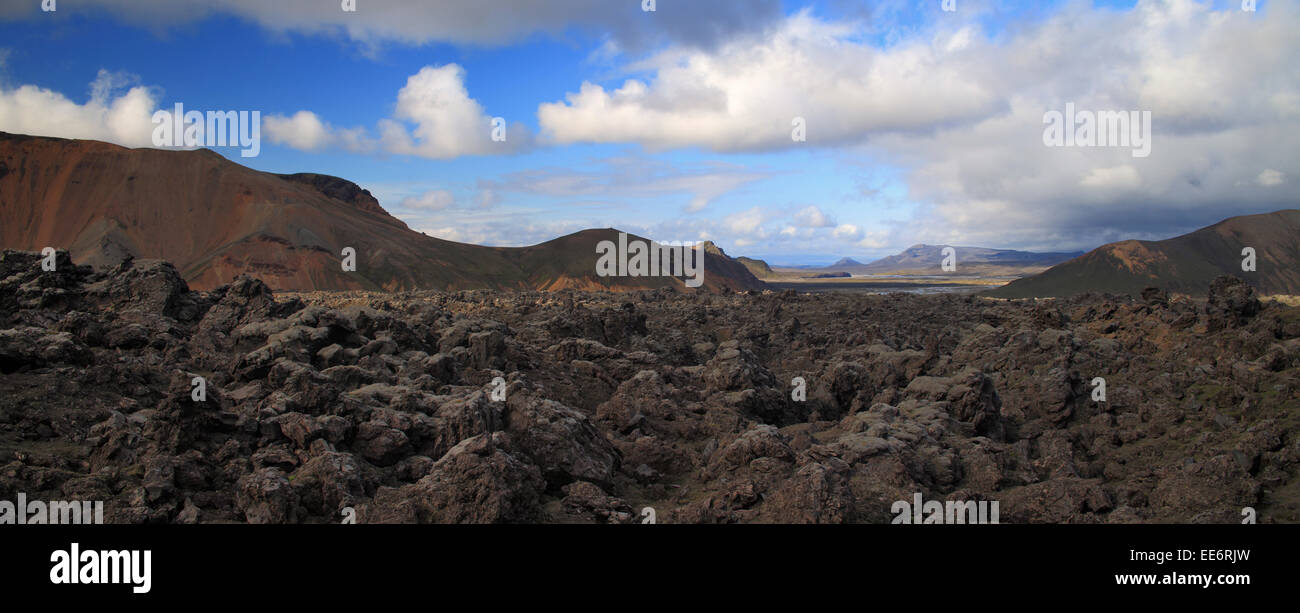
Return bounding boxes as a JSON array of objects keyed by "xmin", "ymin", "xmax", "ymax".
[
  {"xmin": 504, "ymin": 395, "xmax": 620, "ymax": 489},
  {"xmin": 361, "ymin": 433, "xmax": 544, "ymax": 523},
  {"xmin": 85, "ymin": 258, "xmax": 197, "ymax": 321},
  {"xmin": 290, "ymin": 451, "xmax": 366, "ymax": 516},
  {"xmin": 1206, "ymin": 275, "xmax": 1260, "ymax": 331},
  {"xmin": 235, "ymin": 468, "xmax": 299, "ymax": 524},
  {"xmin": 353, "ymin": 422, "xmax": 410, "ymax": 466},
  {"xmin": 0, "ymin": 327, "xmax": 92, "ymax": 372},
  {"xmin": 560, "ymin": 481, "xmax": 635, "ymax": 523}
]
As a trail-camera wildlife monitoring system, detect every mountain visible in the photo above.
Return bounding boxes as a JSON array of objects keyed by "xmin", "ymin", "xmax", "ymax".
[
  {"xmin": 0, "ymin": 132, "xmax": 765, "ymax": 292},
  {"xmin": 987, "ymin": 209, "xmax": 1300, "ymax": 298},
  {"xmin": 735, "ymin": 256, "xmax": 775, "ymax": 279},
  {"xmin": 830, "ymin": 257, "xmax": 865, "ymax": 268}
]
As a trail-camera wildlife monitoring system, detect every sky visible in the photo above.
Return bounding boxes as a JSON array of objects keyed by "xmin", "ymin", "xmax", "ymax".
[{"xmin": 0, "ymin": 0, "xmax": 1295, "ymax": 266}]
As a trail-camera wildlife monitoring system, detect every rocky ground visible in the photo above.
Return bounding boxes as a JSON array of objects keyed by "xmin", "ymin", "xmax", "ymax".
[{"xmin": 3, "ymin": 249, "xmax": 1299, "ymax": 523}]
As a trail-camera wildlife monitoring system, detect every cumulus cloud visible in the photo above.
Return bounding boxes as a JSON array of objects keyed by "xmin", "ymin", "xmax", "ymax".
[
  {"xmin": 263, "ymin": 110, "xmax": 372, "ymax": 153},
  {"xmin": 538, "ymin": 10, "xmax": 1002, "ymax": 151},
  {"xmin": 1257, "ymin": 169, "xmax": 1285, "ymax": 187},
  {"xmin": 267, "ymin": 64, "xmax": 528, "ymax": 159},
  {"xmin": 829, "ymin": 224, "xmax": 856, "ymax": 239},
  {"xmin": 0, "ymin": 69, "xmax": 157, "ymax": 146},
  {"xmin": 377, "ymin": 64, "xmax": 529, "ymax": 158},
  {"xmin": 723, "ymin": 206, "xmax": 771, "ymax": 235},
  {"xmin": 1, "ymin": 63, "xmax": 521, "ymax": 163},
  {"xmin": 792, "ymin": 205, "xmax": 835, "ymax": 228}
]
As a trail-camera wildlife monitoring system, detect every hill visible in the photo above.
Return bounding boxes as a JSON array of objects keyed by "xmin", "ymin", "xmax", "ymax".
[
  {"xmin": 735, "ymin": 256, "xmax": 775, "ymax": 279},
  {"xmin": 988, "ymin": 209, "xmax": 1300, "ymax": 298}
]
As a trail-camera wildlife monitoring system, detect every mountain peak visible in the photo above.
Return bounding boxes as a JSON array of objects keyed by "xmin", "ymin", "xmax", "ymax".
[{"xmin": 277, "ymin": 173, "xmax": 388, "ymax": 217}]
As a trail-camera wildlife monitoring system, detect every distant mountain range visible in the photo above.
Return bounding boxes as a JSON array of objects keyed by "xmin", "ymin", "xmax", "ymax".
[
  {"xmin": 745, "ymin": 245, "xmax": 1081, "ymax": 279},
  {"xmin": 848, "ymin": 244, "xmax": 1082, "ymax": 274},
  {"xmin": 988, "ymin": 209, "xmax": 1300, "ymax": 298},
  {"xmin": 0, "ymin": 132, "xmax": 765, "ymax": 292}
]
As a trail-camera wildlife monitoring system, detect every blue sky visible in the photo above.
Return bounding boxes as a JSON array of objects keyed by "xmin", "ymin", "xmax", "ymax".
[{"xmin": 0, "ymin": 0, "xmax": 1294, "ymax": 265}]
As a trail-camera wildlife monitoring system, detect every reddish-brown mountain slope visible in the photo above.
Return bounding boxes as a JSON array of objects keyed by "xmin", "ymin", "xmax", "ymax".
[{"xmin": 0, "ymin": 132, "xmax": 766, "ymax": 293}]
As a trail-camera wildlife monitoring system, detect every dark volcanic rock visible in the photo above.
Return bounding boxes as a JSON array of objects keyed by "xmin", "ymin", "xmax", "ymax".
[
  {"xmin": 1206, "ymin": 275, "xmax": 1261, "ymax": 331},
  {"xmin": 1, "ymin": 249, "xmax": 1297, "ymax": 524}
]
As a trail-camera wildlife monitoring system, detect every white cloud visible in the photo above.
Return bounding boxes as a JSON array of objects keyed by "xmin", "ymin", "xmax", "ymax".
[
  {"xmin": 1079, "ymin": 166, "xmax": 1141, "ymax": 191},
  {"xmin": 856, "ymin": 237, "xmax": 886, "ymax": 250},
  {"xmin": 264, "ymin": 64, "xmax": 528, "ymax": 159},
  {"xmin": 723, "ymin": 206, "xmax": 771, "ymax": 235},
  {"xmin": 0, "ymin": 70, "xmax": 384, "ymax": 157},
  {"xmin": 1257, "ymin": 169, "xmax": 1285, "ymax": 187},
  {"xmin": 378, "ymin": 64, "xmax": 528, "ymax": 158},
  {"xmin": 832, "ymin": 224, "xmax": 862, "ymax": 241},
  {"xmin": 0, "ymin": 64, "xmax": 519, "ymax": 160},
  {"xmin": 538, "ymin": 9, "xmax": 1001, "ymax": 151},
  {"xmin": 0, "ymin": 69, "xmax": 157, "ymax": 147},
  {"xmin": 264, "ymin": 110, "xmax": 372, "ymax": 153},
  {"xmin": 792, "ymin": 205, "xmax": 835, "ymax": 228},
  {"xmin": 265, "ymin": 111, "xmax": 330, "ymax": 151}
]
